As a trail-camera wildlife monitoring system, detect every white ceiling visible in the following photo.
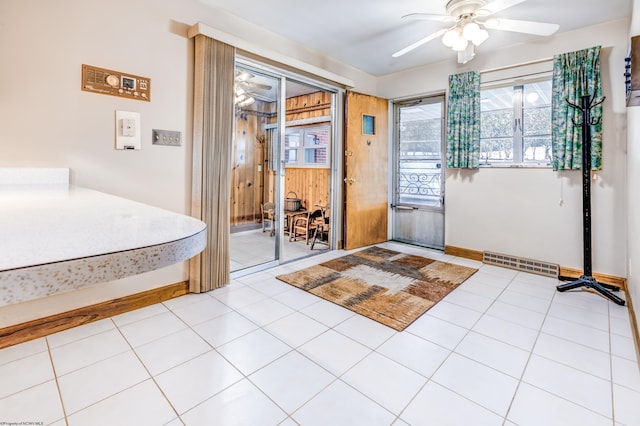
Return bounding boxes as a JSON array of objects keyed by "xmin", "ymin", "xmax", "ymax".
[{"xmin": 199, "ymin": 0, "xmax": 632, "ymax": 76}]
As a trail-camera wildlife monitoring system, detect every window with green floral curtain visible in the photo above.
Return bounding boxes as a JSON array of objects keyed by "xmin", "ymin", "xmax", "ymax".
[
  {"xmin": 447, "ymin": 71, "xmax": 481, "ymax": 169},
  {"xmin": 551, "ymin": 46, "xmax": 602, "ymax": 171}
]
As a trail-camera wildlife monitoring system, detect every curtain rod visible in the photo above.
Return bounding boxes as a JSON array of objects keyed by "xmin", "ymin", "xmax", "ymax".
[{"xmin": 481, "ymin": 57, "xmax": 554, "ymax": 74}]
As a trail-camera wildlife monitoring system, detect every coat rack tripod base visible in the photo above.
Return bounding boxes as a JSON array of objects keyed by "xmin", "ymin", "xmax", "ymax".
[
  {"xmin": 555, "ymin": 94, "xmax": 625, "ymax": 306},
  {"xmin": 557, "ymin": 275, "xmax": 625, "ymax": 305}
]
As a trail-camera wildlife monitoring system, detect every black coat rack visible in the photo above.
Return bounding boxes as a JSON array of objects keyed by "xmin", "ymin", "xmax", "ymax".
[{"xmin": 556, "ymin": 95, "xmax": 625, "ymax": 305}]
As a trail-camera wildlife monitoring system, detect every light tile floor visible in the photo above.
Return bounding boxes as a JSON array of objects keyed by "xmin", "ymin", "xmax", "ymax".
[
  {"xmin": 1, "ymin": 242, "xmax": 639, "ymax": 425},
  {"xmin": 230, "ymin": 228, "xmax": 328, "ymax": 272}
]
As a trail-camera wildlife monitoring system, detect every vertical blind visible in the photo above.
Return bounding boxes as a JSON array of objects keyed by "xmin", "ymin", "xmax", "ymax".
[{"xmin": 190, "ymin": 35, "xmax": 235, "ymax": 293}]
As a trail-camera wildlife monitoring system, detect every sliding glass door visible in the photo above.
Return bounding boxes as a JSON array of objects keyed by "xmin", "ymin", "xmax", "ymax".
[
  {"xmin": 229, "ymin": 64, "xmax": 282, "ymax": 272},
  {"xmin": 229, "ymin": 58, "xmax": 342, "ymax": 276}
]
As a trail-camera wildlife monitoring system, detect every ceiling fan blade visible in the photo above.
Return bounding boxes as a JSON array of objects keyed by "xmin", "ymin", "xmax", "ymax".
[
  {"xmin": 392, "ymin": 28, "xmax": 448, "ymax": 58},
  {"xmin": 484, "ymin": 18, "xmax": 559, "ymax": 36},
  {"xmin": 401, "ymin": 13, "xmax": 455, "ymax": 22},
  {"xmin": 239, "ymin": 81, "xmax": 272, "ymax": 91},
  {"xmin": 477, "ymin": 0, "xmax": 526, "ymax": 16}
]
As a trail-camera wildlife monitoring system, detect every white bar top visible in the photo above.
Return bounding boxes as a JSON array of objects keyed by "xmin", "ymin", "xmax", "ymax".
[
  {"xmin": 0, "ymin": 184, "xmax": 206, "ymax": 306},
  {"xmin": 0, "ymin": 185, "xmax": 204, "ymax": 271}
]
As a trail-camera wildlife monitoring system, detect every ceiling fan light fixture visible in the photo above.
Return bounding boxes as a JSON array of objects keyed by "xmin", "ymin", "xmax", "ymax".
[
  {"xmin": 526, "ymin": 92, "xmax": 540, "ymax": 103},
  {"xmin": 462, "ymin": 22, "xmax": 481, "ymax": 40},
  {"xmin": 442, "ymin": 29, "xmax": 459, "ymax": 47},
  {"xmin": 237, "ymin": 96, "xmax": 255, "ymax": 107},
  {"xmin": 452, "ymin": 36, "xmax": 468, "ymax": 51},
  {"xmin": 471, "ymin": 29, "xmax": 489, "ymax": 45},
  {"xmin": 235, "ymin": 71, "xmax": 252, "ymax": 82},
  {"xmin": 235, "ymin": 93, "xmax": 249, "ymax": 104}
]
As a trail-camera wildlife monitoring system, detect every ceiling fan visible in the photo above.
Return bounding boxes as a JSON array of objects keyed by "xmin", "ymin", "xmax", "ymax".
[
  {"xmin": 235, "ymin": 70, "xmax": 273, "ymax": 106},
  {"xmin": 392, "ymin": 0, "xmax": 559, "ymax": 63}
]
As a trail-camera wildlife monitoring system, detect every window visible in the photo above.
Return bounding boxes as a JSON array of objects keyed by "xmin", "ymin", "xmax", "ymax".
[
  {"xmin": 284, "ymin": 124, "xmax": 330, "ymax": 168},
  {"xmin": 396, "ymin": 97, "xmax": 444, "ymax": 207},
  {"xmin": 480, "ymin": 78, "xmax": 552, "ymax": 166}
]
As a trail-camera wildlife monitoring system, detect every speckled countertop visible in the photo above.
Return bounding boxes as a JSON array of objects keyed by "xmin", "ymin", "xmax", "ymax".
[{"xmin": 0, "ymin": 184, "xmax": 206, "ymax": 306}]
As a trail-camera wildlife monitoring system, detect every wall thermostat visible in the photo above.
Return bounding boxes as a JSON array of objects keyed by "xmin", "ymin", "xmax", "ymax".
[{"xmin": 82, "ymin": 64, "xmax": 151, "ymax": 102}]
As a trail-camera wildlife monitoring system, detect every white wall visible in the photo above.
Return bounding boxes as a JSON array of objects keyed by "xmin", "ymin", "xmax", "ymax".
[
  {"xmin": 0, "ymin": 0, "xmax": 374, "ymax": 324},
  {"xmin": 627, "ymin": 107, "xmax": 639, "ymax": 318},
  {"xmin": 379, "ymin": 20, "xmax": 630, "ymax": 277},
  {"xmin": 628, "ymin": 0, "xmax": 640, "ymax": 327}
]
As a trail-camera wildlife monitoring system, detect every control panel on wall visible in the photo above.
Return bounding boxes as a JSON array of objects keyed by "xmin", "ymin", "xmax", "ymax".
[
  {"xmin": 82, "ymin": 64, "xmax": 151, "ymax": 102},
  {"xmin": 115, "ymin": 111, "xmax": 141, "ymax": 150}
]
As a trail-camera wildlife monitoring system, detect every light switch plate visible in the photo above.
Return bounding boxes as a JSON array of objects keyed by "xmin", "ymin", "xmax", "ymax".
[
  {"xmin": 115, "ymin": 111, "xmax": 141, "ymax": 150},
  {"xmin": 152, "ymin": 129, "xmax": 182, "ymax": 147}
]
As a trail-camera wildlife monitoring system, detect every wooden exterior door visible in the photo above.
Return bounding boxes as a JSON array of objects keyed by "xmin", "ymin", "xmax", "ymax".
[{"xmin": 344, "ymin": 91, "xmax": 389, "ymax": 250}]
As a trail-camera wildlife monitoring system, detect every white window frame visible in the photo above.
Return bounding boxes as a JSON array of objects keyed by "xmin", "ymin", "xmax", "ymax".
[
  {"xmin": 479, "ymin": 74, "xmax": 553, "ymax": 168},
  {"xmin": 284, "ymin": 123, "xmax": 331, "ymax": 169}
]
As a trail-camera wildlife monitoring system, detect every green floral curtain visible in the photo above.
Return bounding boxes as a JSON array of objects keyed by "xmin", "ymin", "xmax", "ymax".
[
  {"xmin": 446, "ymin": 71, "xmax": 481, "ymax": 169},
  {"xmin": 551, "ymin": 46, "xmax": 602, "ymax": 170}
]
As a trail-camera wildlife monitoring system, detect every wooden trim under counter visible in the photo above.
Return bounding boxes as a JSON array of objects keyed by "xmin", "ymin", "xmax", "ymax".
[{"xmin": 0, "ymin": 281, "xmax": 188, "ymax": 350}]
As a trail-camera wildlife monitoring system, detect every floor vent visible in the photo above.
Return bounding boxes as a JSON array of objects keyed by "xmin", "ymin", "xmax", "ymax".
[{"xmin": 483, "ymin": 251, "xmax": 559, "ymax": 278}]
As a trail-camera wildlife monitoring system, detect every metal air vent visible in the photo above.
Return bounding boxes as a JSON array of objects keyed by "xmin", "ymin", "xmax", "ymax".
[{"xmin": 483, "ymin": 251, "xmax": 559, "ymax": 278}]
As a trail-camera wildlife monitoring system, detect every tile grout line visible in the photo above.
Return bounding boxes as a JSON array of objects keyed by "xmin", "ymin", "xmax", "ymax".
[
  {"xmin": 45, "ymin": 336, "xmax": 69, "ymax": 426},
  {"xmin": 425, "ymin": 264, "xmax": 517, "ymax": 422},
  {"xmin": 113, "ymin": 310, "xmax": 190, "ymax": 424},
  {"xmin": 382, "ymin": 260, "xmax": 516, "ymax": 422},
  {"xmin": 58, "ymin": 317, "xmax": 178, "ymax": 422},
  {"xmin": 608, "ymin": 299, "xmax": 618, "ymax": 424},
  {"xmin": 499, "ymin": 272, "xmax": 559, "ymax": 424},
  {"xmin": 4, "ymin": 243, "xmax": 633, "ymax": 424},
  {"xmin": 240, "ymin": 267, "xmax": 405, "ymax": 422},
  {"xmin": 503, "ymin": 279, "xmax": 618, "ymax": 423}
]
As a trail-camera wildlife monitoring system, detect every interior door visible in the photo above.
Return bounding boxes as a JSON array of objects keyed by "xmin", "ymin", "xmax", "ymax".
[
  {"xmin": 392, "ymin": 95, "xmax": 445, "ymax": 250},
  {"xmin": 344, "ymin": 91, "xmax": 389, "ymax": 250}
]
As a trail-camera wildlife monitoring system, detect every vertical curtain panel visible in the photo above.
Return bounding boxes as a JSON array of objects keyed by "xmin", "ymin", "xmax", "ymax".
[
  {"xmin": 190, "ymin": 35, "xmax": 235, "ymax": 293},
  {"xmin": 551, "ymin": 46, "xmax": 602, "ymax": 171},
  {"xmin": 446, "ymin": 71, "xmax": 481, "ymax": 169}
]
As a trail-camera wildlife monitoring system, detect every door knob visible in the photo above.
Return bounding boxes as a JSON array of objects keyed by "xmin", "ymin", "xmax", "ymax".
[{"xmin": 344, "ymin": 177, "xmax": 355, "ymax": 185}]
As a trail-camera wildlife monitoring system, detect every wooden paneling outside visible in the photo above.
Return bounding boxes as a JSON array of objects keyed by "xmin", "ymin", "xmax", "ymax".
[
  {"xmin": 344, "ymin": 91, "xmax": 389, "ymax": 250},
  {"xmin": 232, "ymin": 91, "xmax": 331, "ymax": 227},
  {"xmin": 231, "ymin": 101, "xmax": 275, "ymax": 226},
  {"xmin": 231, "ymin": 111, "xmax": 262, "ymax": 225},
  {"xmin": 286, "ymin": 91, "xmax": 332, "ymax": 122},
  {"xmin": 284, "ymin": 91, "xmax": 332, "ymax": 213},
  {"xmin": 285, "ymin": 168, "xmax": 330, "ymax": 211}
]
